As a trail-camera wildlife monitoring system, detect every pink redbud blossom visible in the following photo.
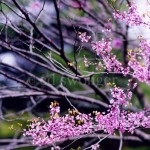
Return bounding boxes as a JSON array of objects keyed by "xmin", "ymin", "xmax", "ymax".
[
  {"xmin": 79, "ymin": 32, "xmax": 91, "ymax": 43},
  {"xmin": 24, "ymin": 90, "xmax": 150, "ymax": 147}
]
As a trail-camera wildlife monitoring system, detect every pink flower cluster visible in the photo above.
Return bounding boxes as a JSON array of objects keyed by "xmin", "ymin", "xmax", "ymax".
[
  {"xmin": 79, "ymin": 32, "xmax": 91, "ymax": 43},
  {"xmin": 24, "ymin": 102, "xmax": 93, "ymax": 146},
  {"xmin": 128, "ymin": 39, "xmax": 150, "ymax": 84},
  {"xmin": 91, "ymin": 39, "xmax": 112, "ymax": 54},
  {"xmin": 95, "ymin": 105, "xmax": 149, "ymax": 134},
  {"xmin": 113, "ymin": 2, "xmax": 143, "ymax": 26},
  {"xmin": 91, "ymin": 39, "xmax": 129, "ymax": 75},
  {"xmin": 110, "ymin": 87, "xmax": 131, "ymax": 105},
  {"xmin": 79, "ymin": 32, "xmax": 129, "ymax": 75},
  {"xmin": 23, "ymin": 88, "xmax": 150, "ymax": 147}
]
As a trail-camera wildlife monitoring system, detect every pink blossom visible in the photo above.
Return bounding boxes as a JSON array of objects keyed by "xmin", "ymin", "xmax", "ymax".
[
  {"xmin": 79, "ymin": 32, "xmax": 91, "ymax": 43},
  {"xmin": 122, "ymin": 67, "xmax": 130, "ymax": 76},
  {"xmin": 133, "ymin": 82, "xmax": 137, "ymax": 89},
  {"xmin": 128, "ymin": 39, "xmax": 150, "ymax": 84},
  {"xmin": 113, "ymin": 2, "xmax": 143, "ymax": 26},
  {"xmin": 91, "ymin": 39, "xmax": 112, "ymax": 54},
  {"xmin": 24, "ymin": 89, "xmax": 150, "ymax": 146},
  {"xmin": 91, "ymin": 143, "xmax": 100, "ymax": 150},
  {"xmin": 127, "ymin": 90, "xmax": 132, "ymax": 100}
]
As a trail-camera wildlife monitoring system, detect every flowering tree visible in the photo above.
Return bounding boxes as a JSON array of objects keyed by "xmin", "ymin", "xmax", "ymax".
[{"xmin": 0, "ymin": 0, "xmax": 150, "ymax": 150}]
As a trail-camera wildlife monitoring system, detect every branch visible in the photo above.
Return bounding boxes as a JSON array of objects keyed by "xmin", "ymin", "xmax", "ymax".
[
  {"xmin": 53, "ymin": 0, "xmax": 64, "ymax": 51},
  {"xmin": 12, "ymin": 0, "xmax": 60, "ymax": 52}
]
